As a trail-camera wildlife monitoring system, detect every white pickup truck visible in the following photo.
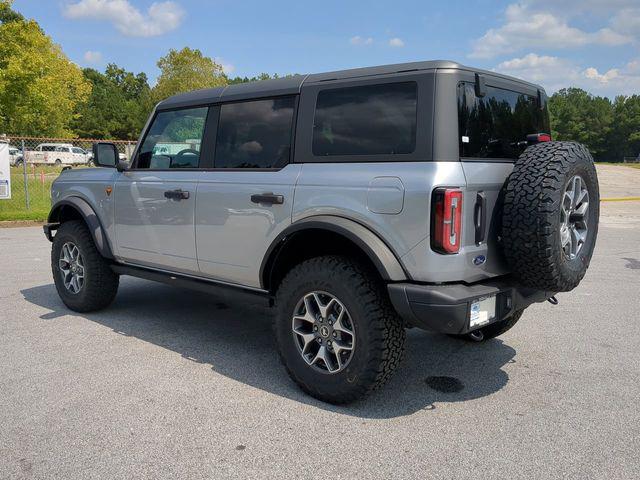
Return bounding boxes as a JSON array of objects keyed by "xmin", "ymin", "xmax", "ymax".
[{"xmin": 24, "ymin": 144, "xmax": 89, "ymax": 166}]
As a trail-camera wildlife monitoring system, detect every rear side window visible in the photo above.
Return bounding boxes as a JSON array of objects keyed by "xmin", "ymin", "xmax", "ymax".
[
  {"xmin": 458, "ymin": 83, "xmax": 550, "ymax": 160},
  {"xmin": 214, "ymin": 96, "xmax": 296, "ymax": 169},
  {"xmin": 312, "ymin": 82, "xmax": 417, "ymax": 156}
]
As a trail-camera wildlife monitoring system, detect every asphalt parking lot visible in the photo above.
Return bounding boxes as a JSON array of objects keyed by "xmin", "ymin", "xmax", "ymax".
[{"xmin": 1, "ymin": 200, "xmax": 639, "ymax": 479}]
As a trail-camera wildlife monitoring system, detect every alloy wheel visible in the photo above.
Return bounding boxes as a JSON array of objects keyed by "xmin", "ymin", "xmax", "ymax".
[
  {"xmin": 291, "ymin": 291, "xmax": 355, "ymax": 374},
  {"xmin": 560, "ymin": 175, "xmax": 589, "ymax": 260},
  {"xmin": 59, "ymin": 242, "xmax": 85, "ymax": 294}
]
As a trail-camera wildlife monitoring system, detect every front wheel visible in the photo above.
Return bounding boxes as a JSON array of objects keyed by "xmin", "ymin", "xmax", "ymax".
[
  {"xmin": 274, "ymin": 256, "xmax": 406, "ymax": 404},
  {"xmin": 51, "ymin": 220, "xmax": 119, "ymax": 312}
]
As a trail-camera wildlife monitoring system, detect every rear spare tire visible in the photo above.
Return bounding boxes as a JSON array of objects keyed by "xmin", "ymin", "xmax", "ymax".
[{"xmin": 502, "ymin": 141, "xmax": 599, "ymax": 292}]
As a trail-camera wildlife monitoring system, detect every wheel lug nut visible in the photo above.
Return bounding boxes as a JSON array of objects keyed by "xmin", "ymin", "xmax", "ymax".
[
  {"xmin": 332, "ymin": 332, "xmax": 337, "ymax": 338},
  {"xmin": 327, "ymin": 340, "xmax": 332, "ymax": 346},
  {"xmin": 314, "ymin": 325, "xmax": 318, "ymax": 331}
]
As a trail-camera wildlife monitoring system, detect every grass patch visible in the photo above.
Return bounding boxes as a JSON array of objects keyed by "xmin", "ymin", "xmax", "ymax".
[{"xmin": 0, "ymin": 166, "xmax": 60, "ymax": 221}]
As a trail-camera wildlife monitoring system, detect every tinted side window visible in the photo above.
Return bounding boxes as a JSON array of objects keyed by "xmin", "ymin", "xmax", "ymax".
[
  {"xmin": 312, "ymin": 82, "xmax": 417, "ymax": 156},
  {"xmin": 215, "ymin": 97, "xmax": 295, "ymax": 169},
  {"xmin": 137, "ymin": 107, "xmax": 209, "ymax": 169},
  {"xmin": 41, "ymin": 146, "xmax": 56, "ymax": 152},
  {"xmin": 458, "ymin": 83, "xmax": 550, "ymax": 159}
]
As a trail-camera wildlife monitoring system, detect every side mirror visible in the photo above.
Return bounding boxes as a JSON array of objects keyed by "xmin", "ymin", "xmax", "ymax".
[{"xmin": 92, "ymin": 142, "xmax": 122, "ymax": 169}]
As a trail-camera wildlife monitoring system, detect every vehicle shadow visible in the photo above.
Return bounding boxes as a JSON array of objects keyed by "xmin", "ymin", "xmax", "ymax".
[{"xmin": 21, "ymin": 279, "xmax": 516, "ymax": 419}]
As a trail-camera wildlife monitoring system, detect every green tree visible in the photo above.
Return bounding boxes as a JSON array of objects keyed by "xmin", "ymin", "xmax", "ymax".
[
  {"xmin": 0, "ymin": 0, "xmax": 23, "ymax": 23},
  {"xmin": 608, "ymin": 95, "xmax": 640, "ymax": 160},
  {"xmin": 152, "ymin": 47, "xmax": 227, "ymax": 102},
  {"xmin": 548, "ymin": 88, "xmax": 613, "ymax": 160},
  {"xmin": 226, "ymin": 73, "xmax": 298, "ymax": 84},
  {"xmin": 0, "ymin": 11, "xmax": 91, "ymax": 136},
  {"xmin": 73, "ymin": 64, "xmax": 152, "ymax": 140}
]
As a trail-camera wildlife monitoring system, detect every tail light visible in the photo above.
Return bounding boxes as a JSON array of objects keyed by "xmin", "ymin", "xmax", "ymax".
[
  {"xmin": 431, "ymin": 188, "xmax": 463, "ymax": 254},
  {"xmin": 527, "ymin": 133, "xmax": 552, "ymax": 144}
]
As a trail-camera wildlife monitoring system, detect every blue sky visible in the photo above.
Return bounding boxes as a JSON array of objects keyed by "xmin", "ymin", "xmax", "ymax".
[{"xmin": 12, "ymin": 0, "xmax": 640, "ymax": 97}]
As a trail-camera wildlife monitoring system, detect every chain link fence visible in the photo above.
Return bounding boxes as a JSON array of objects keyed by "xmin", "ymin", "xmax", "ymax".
[{"xmin": 0, "ymin": 135, "xmax": 136, "ymax": 222}]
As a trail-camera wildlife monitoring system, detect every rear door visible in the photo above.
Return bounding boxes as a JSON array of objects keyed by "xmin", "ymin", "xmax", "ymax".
[
  {"xmin": 113, "ymin": 106, "xmax": 211, "ymax": 274},
  {"xmin": 195, "ymin": 96, "xmax": 300, "ymax": 288},
  {"xmin": 456, "ymin": 73, "xmax": 550, "ymax": 273}
]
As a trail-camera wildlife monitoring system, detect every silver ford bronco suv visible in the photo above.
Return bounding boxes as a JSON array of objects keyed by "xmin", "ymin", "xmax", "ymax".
[{"xmin": 44, "ymin": 61, "xmax": 599, "ymax": 404}]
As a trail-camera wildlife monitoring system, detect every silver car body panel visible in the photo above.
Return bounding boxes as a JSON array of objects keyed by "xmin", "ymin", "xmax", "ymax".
[
  {"xmin": 49, "ymin": 168, "xmax": 119, "ymax": 244},
  {"xmin": 50, "ymin": 160, "xmax": 515, "ymax": 286},
  {"xmin": 113, "ymin": 170, "xmax": 201, "ymax": 274},
  {"xmin": 195, "ymin": 165, "xmax": 301, "ymax": 288}
]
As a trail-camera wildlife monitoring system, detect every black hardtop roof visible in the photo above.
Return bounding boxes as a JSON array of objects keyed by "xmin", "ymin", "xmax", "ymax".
[{"xmin": 157, "ymin": 60, "xmax": 545, "ymax": 110}]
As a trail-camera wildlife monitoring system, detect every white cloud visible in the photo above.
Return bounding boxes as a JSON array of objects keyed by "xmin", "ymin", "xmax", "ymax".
[
  {"xmin": 83, "ymin": 50, "xmax": 102, "ymax": 63},
  {"xmin": 64, "ymin": 0, "xmax": 185, "ymax": 37},
  {"xmin": 388, "ymin": 37, "xmax": 405, "ymax": 47},
  {"xmin": 583, "ymin": 67, "xmax": 619, "ymax": 84},
  {"xmin": 495, "ymin": 53, "xmax": 640, "ymax": 97},
  {"xmin": 610, "ymin": 7, "xmax": 640, "ymax": 36},
  {"xmin": 470, "ymin": 3, "xmax": 633, "ymax": 59},
  {"xmin": 350, "ymin": 36, "xmax": 374, "ymax": 46},
  {"xmin": 471, "ymin": 4, "xmax": 631, "ymax": 58}
]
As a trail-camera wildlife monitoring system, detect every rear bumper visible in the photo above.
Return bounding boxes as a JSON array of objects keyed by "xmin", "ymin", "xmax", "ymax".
[{"xmin": 388, "ymin": 277, "xmax": 554, "ymax": 334}]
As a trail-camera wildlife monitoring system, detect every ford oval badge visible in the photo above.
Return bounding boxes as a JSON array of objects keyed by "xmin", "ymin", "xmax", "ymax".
[{"xmin": 473, "ymin": 255, "xmax": 486, "ymax": 266}]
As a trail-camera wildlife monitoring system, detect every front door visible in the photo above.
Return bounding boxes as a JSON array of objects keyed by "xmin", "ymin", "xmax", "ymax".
[{"xmin": 114, "ymin": 106, "xmax": 210, "ymax": 274}]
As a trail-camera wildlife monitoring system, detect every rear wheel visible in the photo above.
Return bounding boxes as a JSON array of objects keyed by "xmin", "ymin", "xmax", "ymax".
[
  {"xmin": 54, "ymin": 159, "xmax": 62, "ymax": 166},
  {"xmin": 274, "ymin": 256, "xmax": 405, "ymax": 404},
  {"xmin": 51, "ymin": 221, "xmax": 119, "ymax": 312}
]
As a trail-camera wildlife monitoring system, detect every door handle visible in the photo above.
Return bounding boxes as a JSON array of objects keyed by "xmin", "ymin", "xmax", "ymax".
[
  {"xmin": 164, "ymin": 189, "xmax": 190, "ymax": 200},
  {"xmin": 251, "ymin": 193, "xmax": 284, "ymax": 205},
  {"xmin": 474, "ymin": 192, "xmax": 487, "ymax": 245}
]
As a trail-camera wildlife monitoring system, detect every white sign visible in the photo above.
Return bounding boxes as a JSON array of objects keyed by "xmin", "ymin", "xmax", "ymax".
[{"xmin": 0, "ymin": 143, "xmax": 11, "ymax": 200}]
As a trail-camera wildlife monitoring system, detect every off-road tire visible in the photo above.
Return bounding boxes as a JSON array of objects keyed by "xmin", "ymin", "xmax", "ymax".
[
  {"xmin": 274, "ymin": 256, "xmax": 406, "ymax": 404},
  {"xmin": 502, "ymin": 141, "xmax": 599, "ymax": 292},
  {"xmin": 51, "ymin": 220, "xmax": 119, "ymax": 312},
  {"xmin": 455, "ymin": 309, "xmax": 524, "ymax": 342}
]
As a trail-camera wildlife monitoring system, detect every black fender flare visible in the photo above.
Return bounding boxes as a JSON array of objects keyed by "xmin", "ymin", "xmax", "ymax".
[
  {"xmin": 260, "ymin": 215, "xmax": 409, "ymax": 290},
  {"xmin": 47, "ymin": 197, "xmax": 114, "ymax": 260}
]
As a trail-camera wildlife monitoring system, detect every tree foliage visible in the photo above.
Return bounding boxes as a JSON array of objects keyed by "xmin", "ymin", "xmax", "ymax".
[
  {"xmin": 226, "ymin": 73, "xmax": 295, "ymax": 84},
  {"xmin": 549, "ymin": 88, "xmax": 640, "ymax": 161},
  {"xmin": 0, "ymin": 0, "xmax": 23, "ymax": 23},
  {"xmin": 73, "ymin": 64, "xmax": 153, "ymax": 139},
  {"xmin": 0, "ymin": 12, "xmax": 91, "ymax": 136},
  {"xmin": 152, "ymin": 47, "xmax": 227, "ymax": 102}
]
